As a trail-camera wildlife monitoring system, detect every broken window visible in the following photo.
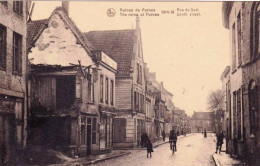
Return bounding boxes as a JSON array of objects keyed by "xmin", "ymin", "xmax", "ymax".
[
  {"xmin": 56, "ymin": 76, "xmax": 75, "ymax": 109},
  {"xmin": 13, "ymin": 32, "xmax": 22, "ymax": 75},
  {"xmin": 13, "ymin": 1, "xmax": 23, "ymax": 15}
]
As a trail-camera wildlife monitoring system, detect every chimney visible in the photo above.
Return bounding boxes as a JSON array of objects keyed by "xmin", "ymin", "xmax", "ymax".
[
  {"xmin": 62, "ymin": 1, "xmax": 69, "ymax": 16},
  {"xmin": 136, "ymin": 16, "xmax": 140, "ymax": 30}
]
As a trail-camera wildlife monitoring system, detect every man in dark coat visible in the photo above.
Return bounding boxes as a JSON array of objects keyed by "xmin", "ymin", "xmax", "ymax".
[
  {"xmin": 216, "ymin": 131, "xmax": 224, "ymax": 154},
  {"xmin": 162, "ymin": 130, "xmax": 166, "ymax": 142},
  {"xmin": 146, "ymin": 140, "xmax": 153, "ymax": 157},
  {"xmin": 204, "ymin": 129, "xmax": 207, "ymax": 138}
]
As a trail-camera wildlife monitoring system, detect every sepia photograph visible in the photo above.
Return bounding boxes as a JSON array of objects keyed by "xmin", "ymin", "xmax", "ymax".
[{"xmin": 0, "ymin": 0, "xmax": 259, "ymax": 165}]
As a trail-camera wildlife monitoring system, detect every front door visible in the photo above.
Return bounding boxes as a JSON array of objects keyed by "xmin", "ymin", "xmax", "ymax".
[{"xmin": 0, "ymin": 115, "xmax": 15, "ymax": 165}]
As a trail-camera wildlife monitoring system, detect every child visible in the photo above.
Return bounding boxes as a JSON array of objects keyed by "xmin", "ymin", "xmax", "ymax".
[{"xmin": 146, "ymin": 140, "xmax": 153, "ymax": 158}]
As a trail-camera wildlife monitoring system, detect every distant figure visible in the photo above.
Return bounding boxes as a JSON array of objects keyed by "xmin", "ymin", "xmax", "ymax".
[
  {"xmin": 162, "ymin": 130, "xmax": 166, "ymax": 142},
  {"xmin": 177, "ymin": 131, "xmax": 179, "ymax": 136},
  {"xmin": 216, "ymin": 131, "xmax": 224, "ymax": 154},
  {"xmin": 204, "ymin": 129, "xmax": 207, "ymax": 138},
  {"xmin": 146, "ymin": 140, "xmax": 153, "ymax": 158}
]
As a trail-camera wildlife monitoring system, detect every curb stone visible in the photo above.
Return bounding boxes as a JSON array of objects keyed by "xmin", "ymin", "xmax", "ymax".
[
  {"xmin": 83, "ymin": 152, "xmax": 131, "ymax": 165},
  {"xmin": 211, "ymin": 154, "xmax": 221, "ymax": 166}
]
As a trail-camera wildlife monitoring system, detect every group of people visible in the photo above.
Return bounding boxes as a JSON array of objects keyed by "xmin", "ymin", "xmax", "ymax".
[{"xmin": 145, "ymin": 129, "xmax": 225, "ymax": 158}]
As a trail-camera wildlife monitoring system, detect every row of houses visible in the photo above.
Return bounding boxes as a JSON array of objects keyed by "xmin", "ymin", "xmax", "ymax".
[
  {"xmin": 0, "ymin": 1, "xmax": 191, "ymax": 164},
  {"xmin": 221, "ymin": 2, "xmax": 260, "ymax": 164}
]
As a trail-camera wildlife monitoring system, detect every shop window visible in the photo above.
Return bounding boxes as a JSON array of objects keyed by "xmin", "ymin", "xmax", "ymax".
[
  {"xmin": 13, "ymin": 32, "xmax": 22, "ymax": 75},
  {"xmin": 0, "ymin": 24, "xmax": 6, "ymax": 70},
  {"xmin": 249, "ymin": 81, "xmax": 258, "ymax": 135},
  {"xmin": 92, "ymin": 118, "xmax": 97, "ymax": 144},
  {"xmin": 13, "ymin": 1, "xmax": 23, "ymax": 15},
  {"xmin": 81, "ymin": 117, "xmax": 86, "ymax": 145}
]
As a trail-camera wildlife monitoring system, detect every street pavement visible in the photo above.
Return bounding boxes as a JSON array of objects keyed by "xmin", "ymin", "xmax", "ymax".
[{"xmin": 90, "ymin": 133, "xmax": 216, "ymax": 166}]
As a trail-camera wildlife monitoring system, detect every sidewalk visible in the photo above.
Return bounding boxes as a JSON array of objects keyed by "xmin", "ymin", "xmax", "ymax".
[
  {"xmin": 49, "ymin": 150, "xmax": 131, "ymax": 166},
  {"xmin": 212, "ymin": 140, "xmax": 246, "ymax": 166},
  {"xmin": 212, "ymin": 153, "xmax": 247, "ymax": 166}
]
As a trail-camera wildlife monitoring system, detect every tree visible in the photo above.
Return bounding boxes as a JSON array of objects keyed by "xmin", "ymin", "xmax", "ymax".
[{"xmin": 207, "ymin": 89, "xmax": 224, "ymax": 111}]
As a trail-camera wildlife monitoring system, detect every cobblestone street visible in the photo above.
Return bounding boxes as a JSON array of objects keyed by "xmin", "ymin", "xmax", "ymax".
[{"xmin": 91, "ymin": 133, "xmax": 216, "ymax": 166}]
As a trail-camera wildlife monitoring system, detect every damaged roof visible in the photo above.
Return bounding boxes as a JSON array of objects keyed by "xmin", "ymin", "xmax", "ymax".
[
  {"xmin": 84, "ymin": 30, "xmax": 135, "ymax": 77},
  {"xmin": 27, "ymin": 7, "xmax": 94, "ymax": 55}
]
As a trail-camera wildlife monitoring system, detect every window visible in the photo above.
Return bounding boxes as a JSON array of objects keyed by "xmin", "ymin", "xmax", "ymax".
[
  {"xmin": 252, "ymin": 3, "xmax": 260, "ymax": 59},
  {"xmin": 137, "ymin": 63, "xmax": 140, "ymax": 82},
  {"xmin": 0, "ymin": 1, "xmax": 7, "ymax": 6},
  {"xmin": 13, "ymin": 32, "xmax": 22, "ymax": 75},
  {"xmin": 237, "ymin": 89, "xmax": 242, "ymax": 140},
  {"xmin": 233, "ymin": 92, "xmax": 237, "ymax": 138},
  {"xmin": 110, "ymin": 80, "xmax": 114, "ymax": 105},
  {"xmin": 92, "ymin": 118, "xmax": 97, "ymax": 144},
  {"xmin": 88, "ymin": 74, "xmax": 94, "ymax": 103},
  {"xmin": 232, "ymin": 23, "xmax": 236, "ymax": 71},
  {"xmin": 134, "ymin": 91, "xmax": 139, "ymax": 111},
  {"xmin": 81, "ymin": 117, "xmax": 86, "ymax": 145},
  {"xmin": 249, "ymin": 81, "xmax": 258, "ymax": 135},
  {"xmin": 237, "ymin": 12, "xmax": 242, "ymax": 66},
  {"xmin": 0, "ymin": 24, "xmax": 6, "ymax": 70},
  {"xmin": 13, "ymin": 1, "xmax": 23, "ymax": 15},
  {"xmin": 105, "ymin": 77, "xmax": 108, "ymax": 104},
  {"xmin": 139, "ymin": 65, "xmax": 142, "ymax": 83},
  {"xmin": 100, "ymin": 75, "xmax": 103, "ymax": 103}
]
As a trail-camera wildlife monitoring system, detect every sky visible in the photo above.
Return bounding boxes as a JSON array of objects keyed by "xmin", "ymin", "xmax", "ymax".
[{"xmin": 31, "ymin": 1, "xmax": 230, "ymax": 116}]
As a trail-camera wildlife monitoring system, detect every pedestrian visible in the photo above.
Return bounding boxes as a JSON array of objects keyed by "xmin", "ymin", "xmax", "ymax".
[
  {"xmin": 162, "ymin": 130, "xmax": 166, "ymax": 142},
  {"xmin": 204, "ymin": 129, "xmax": 207, "ymax": 138},
  {"xmin": 216, "ymin": 131, "xmax": 224, "ymax": 154},
  {"xmin": 146, "ymin": 140, "xmax": 153, "ymax": 158}
]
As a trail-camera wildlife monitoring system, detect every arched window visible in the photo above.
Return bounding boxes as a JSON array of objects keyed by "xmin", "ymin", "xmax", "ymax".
[
  {"xmin": 252, "ymin": 3, "xmax": 260, "ymax": 58},
  {"xmin": 249, "ymin": 80, "xmax": 258, "ymax": 135}
]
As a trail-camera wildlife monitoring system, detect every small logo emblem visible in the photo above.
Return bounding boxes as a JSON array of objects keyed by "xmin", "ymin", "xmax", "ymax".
[{"xmin": 107, "ymin": 8, "xmax": 116, "ymax": 17}]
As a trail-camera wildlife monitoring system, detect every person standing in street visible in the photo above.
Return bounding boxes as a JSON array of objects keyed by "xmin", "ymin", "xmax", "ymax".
[
  {"xmin": 146, "ymin": 140, "xmax": 153, "ymax": 158},
  {"xmin": 216, "ymin": 131, "xmax": 224, "ymax": 154},
  {"xmin": 162, "ymin": 130, "xmax": 166, "ymax": 142},
  {"xmin": 204, "ymin": 129, "xmax": 207, "ymax": 138}
]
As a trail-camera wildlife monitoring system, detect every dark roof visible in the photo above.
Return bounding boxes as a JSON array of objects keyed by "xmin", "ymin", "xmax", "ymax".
[
  {"xmin": 191, "ymin": 112, "xmax": 214, "ymax": 120},
  {"xmin": 27, "ymin": 19, "xmax": 48, "ymax": 47},
  {"xmin": 84, "ymin": 30, "xmax": 135, "ymax": 77}
]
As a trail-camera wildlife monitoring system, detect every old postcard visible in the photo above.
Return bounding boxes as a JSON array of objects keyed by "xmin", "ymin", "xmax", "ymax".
[{"xmin": 0, "ymin": 1, "xmax": 258, "ymax": 165}]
